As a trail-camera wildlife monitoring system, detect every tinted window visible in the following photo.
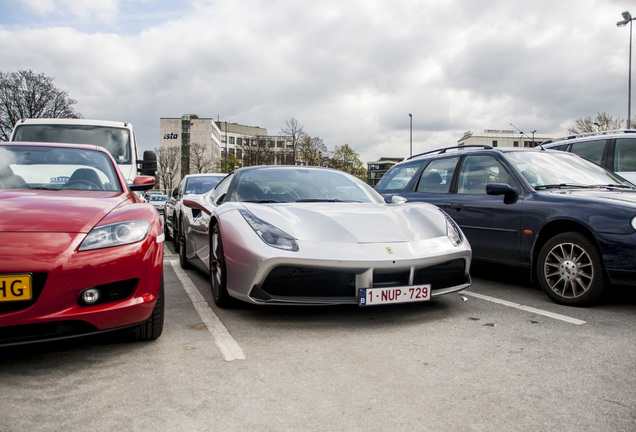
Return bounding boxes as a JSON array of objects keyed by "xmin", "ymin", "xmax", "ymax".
[
  {"xmin": 415, "ymin": 156, "xmax": 458, "ymax": 193},
  {"xmin": 568, "ymin": 139, "xmax": 605, "ymax": 165},
  {"xmin": 615, "ymin": 138, "xmax": 636, "ymax": 172}
]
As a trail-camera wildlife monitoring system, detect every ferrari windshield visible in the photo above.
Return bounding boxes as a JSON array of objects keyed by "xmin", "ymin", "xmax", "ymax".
[
  {"xmin": 12, "ymin": 124, "xmax": 132, "ymax": 164},
  {"xmin": 505, "ymin": 151, "xmax": 635, "ymax": 189},
  {"xmin": 232, "ymin": 167, "xmax": 385, "ymax": 203},
  {"xmin": 0, "ymin": 145, "xmax": 122, "ymax": 192}
]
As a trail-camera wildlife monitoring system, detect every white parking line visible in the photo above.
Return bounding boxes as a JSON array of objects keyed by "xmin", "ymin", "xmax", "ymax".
[
  {"xmin": 464, "ymin": 292, "xmax": 588, "ymax": 325},
  {"xmin": 169, "ymin": 261, "xmax": 246, "ymax": 361}
]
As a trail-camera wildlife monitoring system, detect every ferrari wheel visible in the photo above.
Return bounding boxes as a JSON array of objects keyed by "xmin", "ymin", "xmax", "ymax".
[
  {"xmin": 210, "ymin": 223, "xmax": 233, "ymax": 308},
  {"xmin": 178, "ymin": 222, "xmax": 191, "ymax": 270},
  {"xmin": 163, "ymin": 216, "xmax": 171, "ymax": 241},
  {"xmin": 132, "ymin": 277, "xmax": 165, "ymax": 341},
  {"xmin": 536, "ymin": 232, "xmax": 606, "ymax": 306}
]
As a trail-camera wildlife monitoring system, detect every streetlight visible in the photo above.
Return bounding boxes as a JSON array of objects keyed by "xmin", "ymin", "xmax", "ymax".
[
  {"xmin": 409, "ymin": 113, "xmax": 413, "ymax": 157},
  {"xmin": 617, "ymin": 11, "xmax": 634, "ymax": 129}
]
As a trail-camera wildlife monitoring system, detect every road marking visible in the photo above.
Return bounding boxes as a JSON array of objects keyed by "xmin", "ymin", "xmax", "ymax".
[
  {"xmin": 169, "ymin": 261, "xmax": 246, "ymax": 361},
  {"xmin": 464, "ymin": 292, "xmax": 588, "ymax": 325}
]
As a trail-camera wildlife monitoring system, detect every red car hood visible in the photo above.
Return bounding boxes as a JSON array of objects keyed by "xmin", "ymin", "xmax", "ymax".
[{"xmin": 0, "ymin": 190, "xmax": 126, "ymax": 233}]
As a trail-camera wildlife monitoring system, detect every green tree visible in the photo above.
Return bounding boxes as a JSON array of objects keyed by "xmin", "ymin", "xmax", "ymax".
[
  {"xmin": 330, "ymin": 144, "xmax": 367, "ymax": 180},
  {"xmin": 215, "ymin": 153, "xmax": 242, "ymax": 173},
  {"xmin": 0, "ymin": 69, "xmax": 81, "ymax": 141},
  {"xmin": 568, "ymin": 112, "xmax": 630, "ymax": 134}
]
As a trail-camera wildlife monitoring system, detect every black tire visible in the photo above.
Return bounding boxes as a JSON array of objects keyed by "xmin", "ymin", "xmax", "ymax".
[
  {"xmin": 172, "ymin": 216, "xmax": 180, "ymax": 251},
  {"xmin": 178, "ymin": 223, "xmax": 192, "ymax": 270},
  {"xmin": 163, "ymin": 216, "xmax": 171, "ymax": 241},
  {"xmin": 210, "ymin": 223, "xmax": 234, "ymax": 308},
  {"xmin": 536, "ymin": 232, "xmax": 606, "ymax": 306},
  {"xmin": 132, "ymin": 277, "xmax": 165, "ymax": 341}
]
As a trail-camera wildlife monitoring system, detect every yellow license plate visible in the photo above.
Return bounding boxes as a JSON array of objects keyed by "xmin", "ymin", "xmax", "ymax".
[{"xmin": 0, "ymin": 274, "xmax": 32, "ymax": 302}]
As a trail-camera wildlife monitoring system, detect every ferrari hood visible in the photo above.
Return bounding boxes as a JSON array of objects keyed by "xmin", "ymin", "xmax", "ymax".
[
  {"xmin": 0, "ymin": 190, "xmax": 125, "ymax": 233},
  {"xmin": 244, "ymin": 202, "xmax": 447, "ymax": 243}
]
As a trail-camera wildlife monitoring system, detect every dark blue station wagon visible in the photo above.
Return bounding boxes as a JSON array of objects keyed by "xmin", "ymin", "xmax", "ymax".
[{"xmin": 375, "ymin": 146, "xmax": 636, "ymax": 306}]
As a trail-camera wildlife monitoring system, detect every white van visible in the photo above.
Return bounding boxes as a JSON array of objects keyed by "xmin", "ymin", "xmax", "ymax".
[{"xmin": 10, "ymin": 118, "xmax": 156, "ymax": 182}]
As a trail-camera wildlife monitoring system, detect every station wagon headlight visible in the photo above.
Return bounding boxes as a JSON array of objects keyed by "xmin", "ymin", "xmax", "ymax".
[
  {"xmin": 79, "ymin": 220, "xmax": 150, "ymax": 251},
  {"xmin": 239, "ymin": 209, "xmax": 298, "ymax": 251},
  {"xmin": 444, "ymin": 212, "xmax": 464, "ymax": 246},
  {"xmin": 632, "ymin": 216, "xmax": 636, "ymax": 231}
]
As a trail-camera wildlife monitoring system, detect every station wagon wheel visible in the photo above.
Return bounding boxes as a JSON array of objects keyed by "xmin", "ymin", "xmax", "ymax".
[
  {"xmin": 536, "ymin": 232, "xmax": 606, "ymax": 306},
  {"xmin": 210, "ymin": 223, "xmax": 233, "ymax": 308}
]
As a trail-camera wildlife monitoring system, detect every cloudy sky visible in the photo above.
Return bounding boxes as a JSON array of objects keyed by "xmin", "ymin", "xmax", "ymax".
[{"xmin": 0, "ymin": 0, "xmax": 633, "ymax": 162}]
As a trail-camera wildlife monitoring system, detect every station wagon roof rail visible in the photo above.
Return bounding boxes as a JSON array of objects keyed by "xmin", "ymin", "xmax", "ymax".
[
  {"xmin": 407, "ymin": 145, "xmax": 494, "ymax": 160},
  {"xmin": 540, "ymin": 129, "xmax": 636, "ymax": 145}
]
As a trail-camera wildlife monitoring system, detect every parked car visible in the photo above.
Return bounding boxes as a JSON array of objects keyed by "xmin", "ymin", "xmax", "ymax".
[
  {"xmin": 148, "ymin": 194, "xmax": 168, "ymax": 214},
  {"xmin": 541, "ymin": 129, "xmax": 636, "ymax": 183},
  {"xmin": 375, "ymin": 145, "xmax": 636, "ymax": 306},
  {"xmin": 178, "ymin": 165, "xmax": 471, "ymax": 307},
  {"xmin": 0, "ymin": 142, "xmax": 164, "ymax": 346},
  {"xmin": 164, "ymin": 173, "xmax": 226, "ymax": 247}
]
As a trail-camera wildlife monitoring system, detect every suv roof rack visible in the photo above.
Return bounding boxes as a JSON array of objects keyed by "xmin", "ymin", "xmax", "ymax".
[
  {"xmin": 540, "ymin": 129, "xmax": 636, "ymax": 145},
  {"xmin": 407, "ymin": 145, "xmax": 493, "ymax": 160}
]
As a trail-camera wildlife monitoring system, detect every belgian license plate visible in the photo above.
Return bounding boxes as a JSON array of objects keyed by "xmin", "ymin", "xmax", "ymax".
[
  {"xmin": 0, "ymin": 274, "xmax": 32, "ymax": 302},
  {"xmin": 359, "ymin": 285, "xmax": 431, "ymax": 306}
]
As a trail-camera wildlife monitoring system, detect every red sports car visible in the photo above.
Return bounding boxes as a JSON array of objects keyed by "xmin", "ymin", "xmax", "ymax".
[{"xmin": 0, "ymin": 142, "xmax": 164, "ymax": 346}]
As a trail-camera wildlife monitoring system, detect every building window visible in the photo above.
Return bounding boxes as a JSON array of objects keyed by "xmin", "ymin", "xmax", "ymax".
[
  {"xmin": 492, "ymin": 140, "xmax": 498, "ymax": 147},
  {"xmin": 513, "ymin": 141, "xmax": 519, "ymax": 147},
  {"xmin": 277, "ymin": 141, "xmax": 284, "ymax": 148},
  {"xmin": 221, "ymin": 136, "xmax": 227, "ymax": 143},
  {"xmin": 237, "ymin": 138, "xmax": 243, "ymax": 146},
  {"xmin": 229, "ymin": 137, "xmax": 235, "ymax": 144}
]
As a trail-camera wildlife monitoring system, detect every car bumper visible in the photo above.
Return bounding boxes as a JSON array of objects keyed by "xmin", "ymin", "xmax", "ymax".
[{"xmin": 0, "ymin": 232, "xmax": 163, "ymax": 346}]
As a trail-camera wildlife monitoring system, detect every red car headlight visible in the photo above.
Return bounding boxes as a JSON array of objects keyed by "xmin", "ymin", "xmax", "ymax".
[{"xmin": 79, "ymin": 220, "xmax": 150, "ymax": 251}]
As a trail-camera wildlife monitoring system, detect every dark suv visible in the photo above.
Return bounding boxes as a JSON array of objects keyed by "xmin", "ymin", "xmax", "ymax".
[
  {"xmin": 375, "ymin": 145, "xmax": 636, "ymax": 306},
  {"xmin": 541, "ymin": 130, "xmax": 636, "ymax": 184}
]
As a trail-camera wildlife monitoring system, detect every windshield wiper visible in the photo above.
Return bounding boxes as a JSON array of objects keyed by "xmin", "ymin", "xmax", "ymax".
[
  {"xmin": 243, "ymin": 200, "xmax": 284, "ymax": 203},
  {"xmin": 592, "ymin": 184, "xmax": 635, "ymax": 190},
  {"xmin": 534, "ymin": 184, "xmax": 591, "ymax": 190}
]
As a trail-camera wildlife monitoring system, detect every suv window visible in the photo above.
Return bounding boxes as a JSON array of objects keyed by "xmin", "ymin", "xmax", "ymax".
[
  {"xmin": 615, "ymin": 138, "xmax": 636, "ymax": 172},
  {"xmin": 415, "ymin": 156, "xmax": 458, "ymax": 193},
  {"xmin": 568, "ymin": 139, "xmax": 605, "ymax": 165},
  {"xmin": 457, "ymin": 155, "xmax": 511, "ymax": 195}
]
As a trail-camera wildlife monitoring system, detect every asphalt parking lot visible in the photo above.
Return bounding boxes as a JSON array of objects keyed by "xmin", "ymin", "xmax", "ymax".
[{"xmin": 1, "ymin": 245, "xmax": 634, "ymax": 432}]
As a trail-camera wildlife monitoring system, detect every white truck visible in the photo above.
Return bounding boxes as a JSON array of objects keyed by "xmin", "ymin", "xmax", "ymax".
[{"xmin": 10, "ymin": 118, "xmax": 157, "ymax": 181}]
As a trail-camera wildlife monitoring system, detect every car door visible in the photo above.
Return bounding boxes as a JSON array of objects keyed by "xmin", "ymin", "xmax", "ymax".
[{"xmin": 445, "ymin": 154, "xmax": 524, "ymax": 264}]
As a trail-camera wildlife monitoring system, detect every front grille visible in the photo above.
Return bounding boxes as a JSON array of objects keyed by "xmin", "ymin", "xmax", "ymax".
[
  {"xmin": 0, "ymin": 273, "xmax": 47, "ymax": 314},
  {"xmin": 413, "ymin": 259, "xmax": 467, "ymax": 290},
  {"xmin": 257, "ymin": 267, "xmax": 356, "ymax": 298}
]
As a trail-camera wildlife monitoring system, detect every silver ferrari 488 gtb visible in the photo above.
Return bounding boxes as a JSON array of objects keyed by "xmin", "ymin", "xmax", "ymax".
[{"xmin": 178, "ymin": 165, "xmax": 472, "ymax": 307}]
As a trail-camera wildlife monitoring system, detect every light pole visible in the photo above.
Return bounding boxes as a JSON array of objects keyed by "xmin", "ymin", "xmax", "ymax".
[
  {"xmin": 617, "ymin": 11, "xmax": 634, "ymax": 129},
  {"xmin": 409, "ymin": 113, "xmax": 413, "ymax": 157}
]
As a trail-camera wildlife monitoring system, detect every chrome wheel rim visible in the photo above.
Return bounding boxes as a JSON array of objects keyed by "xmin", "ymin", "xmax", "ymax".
[{"xmin": 543, "ymin": 242, "xmax": 594, "ymax": 299}]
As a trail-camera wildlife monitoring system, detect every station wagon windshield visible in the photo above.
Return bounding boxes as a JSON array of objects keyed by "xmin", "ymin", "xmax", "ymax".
[{"xmin": 506, "ymin": 151, "xmax": 634, "ymax": 189}]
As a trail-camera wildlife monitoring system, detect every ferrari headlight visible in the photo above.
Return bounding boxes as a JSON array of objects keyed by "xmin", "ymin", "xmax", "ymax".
[
  {"xmin": 79, "ymin": 220, "xmax": 150, "ymax": 251},
  {"xmin": 443, "ymin": 212, "xmax": 463, "ymax": 246},
  {"xmin": 631, "ymin": 216, "xmax": 636, "ymax": 230},
  {"xmin": 239, "ymin": 209, "xmax": 298, "ymax": 251}
]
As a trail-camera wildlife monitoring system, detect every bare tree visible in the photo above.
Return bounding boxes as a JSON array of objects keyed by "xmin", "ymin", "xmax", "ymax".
[
  {"xmin": 157, "ymin": 145, "xmax": 180, "ymax": 193},
  {"xmin": 279, "ymin": 118, "xmax": 304, "ymax": 164},
  {"xmin": 240, "ymin": 136, "xmax": 275, "ymax": 167},
  {"xmin": 297, "ymin": 134, "xmax": 327, "ymax": 166},
  {"xmin": 0, "ymin": 69, "xmax": 82, "ymax": 141},
  {"xmin": 568, "ymin": 112, "xmax": 629, "ymax": 134},
  {"xmin": 189, "ymin": 142, "xmax": 214, "ymax": 173}
]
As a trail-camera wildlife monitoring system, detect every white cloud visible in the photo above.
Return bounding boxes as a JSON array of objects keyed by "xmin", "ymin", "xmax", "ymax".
[{"xmin": 0, "ymin": 0, "xmax": 633, "ymax": 162}]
